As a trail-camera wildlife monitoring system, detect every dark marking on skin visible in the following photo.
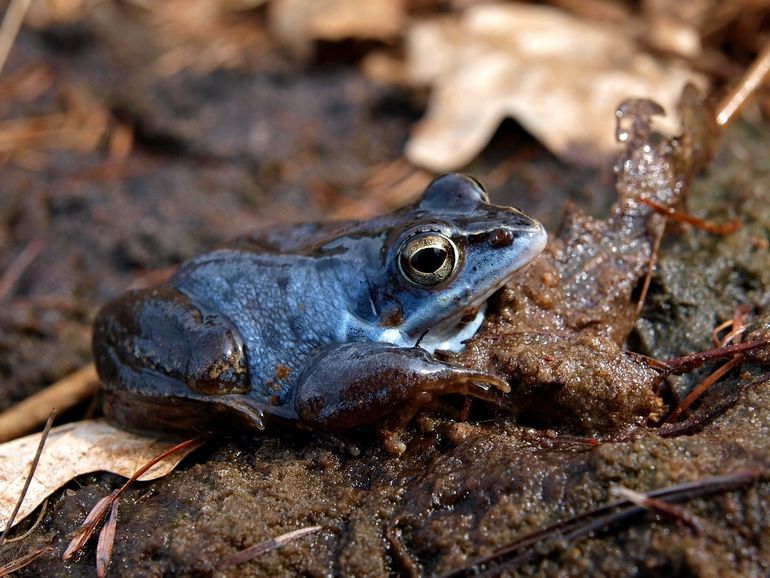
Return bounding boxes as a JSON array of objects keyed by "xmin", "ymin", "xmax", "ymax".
[
  {"xmin": 275, "ymin": 363, "xmax": 291, "ymax": 380},
  {"xmin": 381, "ymin": 307, "xmax": 404, "ymax": 327},
  {"xmin": 266, "ymin": 380, "xmax": 280, "ymax": 391},
  {"xmin": 460, "ymin": 309, "xmax": 479, "ymax": 323}
]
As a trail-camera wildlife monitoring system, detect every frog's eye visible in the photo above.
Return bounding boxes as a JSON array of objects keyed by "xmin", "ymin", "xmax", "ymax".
[{"xmin": 398, "ymin": 233, "xmax": 459, "ymax": 287}]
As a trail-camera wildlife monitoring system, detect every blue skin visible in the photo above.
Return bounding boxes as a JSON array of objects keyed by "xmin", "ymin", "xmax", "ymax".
[{"xmin": 93, "ymin": 174, "xmax": 547, "ymax": 438}]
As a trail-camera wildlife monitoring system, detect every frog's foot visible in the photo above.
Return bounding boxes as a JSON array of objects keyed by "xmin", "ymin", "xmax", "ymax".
[
  {"xmin": 294, "ymin": 342, "xmax": 510, "ymax": 433},
  {"xmin": 101, "ymin": 379, "xmax": 269, "ymax": 435}
]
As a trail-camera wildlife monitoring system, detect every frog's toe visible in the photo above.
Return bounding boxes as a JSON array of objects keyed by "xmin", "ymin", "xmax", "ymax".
[
  {"xmin": 464, "ymin": 380, "xmax": 512, "ymax": 408},
  {"xmin": 186, "ymin": 331, "xmax": 249, "ymax": 395},
  {"xmin": 428, "ymin": 369, "xmax": 510, "ymax": 400},
  {"xmin": 465, "ymin": 373, "xmax": 510, "ymax": 394}
]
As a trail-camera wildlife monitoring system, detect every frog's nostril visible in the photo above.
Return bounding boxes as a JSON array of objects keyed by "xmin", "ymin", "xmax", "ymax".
[{"xmin": 490, "ymin": 228, "xmax": 513, "ymax": 248}]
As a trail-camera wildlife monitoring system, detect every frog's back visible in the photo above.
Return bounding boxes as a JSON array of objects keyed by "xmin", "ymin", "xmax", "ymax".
[
  {"xmin": 170, "ymin": 248, "xmax": 364, "ymax": 404},
  {"xmin": 220, "ymin": 221, "xmax": 360, "ymax": 254}
]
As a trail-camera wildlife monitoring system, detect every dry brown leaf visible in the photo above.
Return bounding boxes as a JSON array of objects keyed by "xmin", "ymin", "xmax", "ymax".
[
  {"xmin": 25, "ymin": 0, "xmax": 95, "ymax": 28},
  {"xmin": 269, "ymin": 0, "xmax": 404, "ymax": 59},
  {"xmin": 642, "ymin": 0, "xmax": 708, "ymax": 58},
  {"xmin": 0, "ymin": 419, "xmax": 198, "ymax": 532},
  {"xmin": 403, "ymin": 3, "xmax": 706, "ymax": 169}
]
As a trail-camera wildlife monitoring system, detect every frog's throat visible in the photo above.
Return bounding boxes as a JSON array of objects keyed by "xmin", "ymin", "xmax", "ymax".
[{"xmin": 417, "ymin": 304, "xmax": 486, "ymax": 354}]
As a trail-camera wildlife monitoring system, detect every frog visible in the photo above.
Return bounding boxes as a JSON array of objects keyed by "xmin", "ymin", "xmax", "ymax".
[{"xmin": 93, "ymin": 173, "xmax": 547, "ymax": 451}]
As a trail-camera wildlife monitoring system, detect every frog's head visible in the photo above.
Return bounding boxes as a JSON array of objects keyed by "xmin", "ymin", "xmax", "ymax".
[{"xmin": 379, "ymin": 173, "xmax": 546, "ymax": 348}]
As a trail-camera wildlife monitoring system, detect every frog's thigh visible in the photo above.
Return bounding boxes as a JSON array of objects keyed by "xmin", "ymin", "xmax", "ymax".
[
  {"xmin": 294, "ymin": 342, "xmax": 493, "ymax": 431},
  {"xmin": 93, "ymin": 287, "xmax": 248, "ymax": 395}
]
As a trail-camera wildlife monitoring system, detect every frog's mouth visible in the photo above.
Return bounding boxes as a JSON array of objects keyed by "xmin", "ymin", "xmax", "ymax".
[
  {"xmin": 413, "ymin": 242, "xmax": 543, "ymax": 354},
  {"xmin": 417, "ymin": 303, "xmax": 487, "ymax": 354}
]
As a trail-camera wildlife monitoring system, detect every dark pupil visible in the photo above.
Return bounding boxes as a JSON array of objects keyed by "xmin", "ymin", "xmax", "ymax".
[{"xmin": 410, "ymin": 247, "xmax": 447, "ymax": 273}]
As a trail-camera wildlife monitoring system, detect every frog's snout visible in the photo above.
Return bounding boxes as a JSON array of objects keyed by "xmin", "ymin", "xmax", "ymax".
[
  {"xmin": 491, "ymin": 220, "xmax": 547, "ymax": 261},
  {"xmin": 527, "ymin": 222, "xmax": 548, "ymax": 256}
]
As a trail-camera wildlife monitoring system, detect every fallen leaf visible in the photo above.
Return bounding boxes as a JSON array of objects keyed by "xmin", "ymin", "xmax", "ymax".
[
  {"xmin": 147, "ymin": 0, "xmax": 273, "ymax": 75},
  {"xmin": 403, "ymin": 3, "xmax": 707, "ymax": 169},
  {"xmin": 642, "ymin": 0, "xmax": 706, "ymax": 58},
  {"xmin": 269, "ymin": 0, "xmax": 404, "ymax": 59},
  {"xmin": 63, "ymin": 437, "xmax": 200, "ymax": 563},
  {"xmin": 0, "ymin": 419, "xmax": 198, "ymax": 532}
]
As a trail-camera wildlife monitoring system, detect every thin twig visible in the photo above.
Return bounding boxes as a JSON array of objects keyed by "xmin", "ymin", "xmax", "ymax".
[
  {"xmin": 635, "ymin": 219, "xmax": 665, "ymax": 316},
  {"xmin": 662, "ymin": 339, "xmax": 769, "ymax": 375},
  {"xmin": 0, "ymin": 544, "xmax": 53, "ymax": 577},
  {"xmin": 0, "ymin": 364, "xmax": 99, "ymax": 442},
  {"xmin": 0, "ymin": 412, "xmax": 56, "ymax": 544},
  {"xmin": 661, "ymin": 369, "xmax": 770, "ymax": 438},
  {"xmin": 4, "ymin": 498, "xmax": 48, "ymax": 543},
  {"xmin": 0, "ymin": 0, "xmax": 33, "ymax": 77},
  {"xmin": 610, "ymin": 486, "xmax": 704, "ymax": 533},
  {"xmin": 720, "ymin": 324, "xmax": 748, "ymax": 348},
  {"xmin": 62, "ymin": 494, "xmax": 115, "ymax": 561},
  {"xmin": 439, "ymin": 468, "xmax": 763, "ymax": 578},
  {"xmin": 63, "ymin": 437, "xmax": 201, "ymax": 560},
  {"xmin": 638, "ymin": 198, "xmax": 741, "ymax": 235},
  {"xmin": 0, "ymin": 238, "xmax": 44, "ymax": 302},
  {"xmin": 219, "ymin": 525, "xmax": 322, "ymax": 570},
  {"xmin": 666, "ymin": 309, "xmax": 749, "ymax": 423},
  {"xmin": 711, "ymin": 318, "xmax": 734, "ymax": 348},
  {"xmin": 657, "ymin": 389, "xmax": 741, "ymax": 438},
  {"xmin": 96, "ymin": 500, "xmax": 119, "ymax": 578},
  {"xmin": 665, "ymin": 355, "xmax": 744, "ymax": 423},
  {"xmin": 716, "ymin": 39, "xmax": 770, "ymax": 128}
]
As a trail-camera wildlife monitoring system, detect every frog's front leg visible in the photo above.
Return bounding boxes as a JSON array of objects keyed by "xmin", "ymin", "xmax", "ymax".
[{"xmin": 294, "ymin": 342, "xmax": 510, "ymax": 437}]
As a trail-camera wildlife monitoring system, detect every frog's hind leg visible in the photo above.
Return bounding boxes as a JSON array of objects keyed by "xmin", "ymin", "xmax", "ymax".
[
  {"xmin": 94, "ymin": 287, "xmax": 249, "ymax": 395},
  {"xmin": 93, "ymin": 287, "xmax": 260, "ymax": 432}
]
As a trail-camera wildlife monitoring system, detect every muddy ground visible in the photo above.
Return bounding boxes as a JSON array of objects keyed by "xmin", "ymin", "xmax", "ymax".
[{"xmin": 1, "ymin": 4, "xmax": 769, "ymax": 577}]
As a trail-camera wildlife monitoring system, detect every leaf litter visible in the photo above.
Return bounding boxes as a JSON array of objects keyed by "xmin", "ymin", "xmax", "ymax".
[
  {"xmin": 0, "ymin": 420, "xmax": 200, "ymax": 533},
  {"xmin": 401, "ymin": 3, "xmax": 707, "ymax": 170},
  {"xmin": 269, "ymin": 0, "xmax": 405, "ymax": 60}
]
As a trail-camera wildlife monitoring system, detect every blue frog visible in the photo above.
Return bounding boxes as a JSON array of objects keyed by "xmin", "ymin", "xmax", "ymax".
[{"xmin": 93, "ymin": 174, "xmax": 546, "ymax": 450}]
